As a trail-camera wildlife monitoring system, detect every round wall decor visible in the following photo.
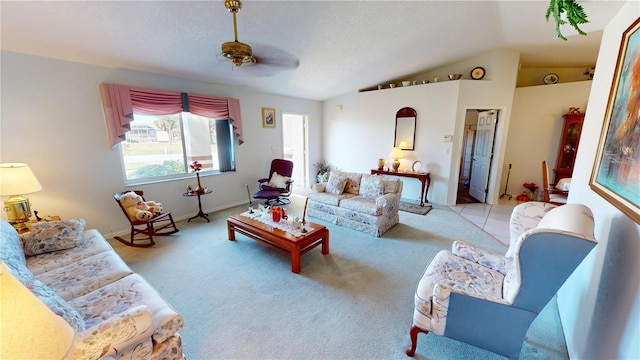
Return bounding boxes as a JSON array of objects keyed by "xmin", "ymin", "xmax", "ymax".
[
  {"xmin": 543, "ymin": 73, "xmax": 559, "ymax": 84},
  {"xmin": 470, "ymin": 67, "xmax": 486, "ymax": 80}
]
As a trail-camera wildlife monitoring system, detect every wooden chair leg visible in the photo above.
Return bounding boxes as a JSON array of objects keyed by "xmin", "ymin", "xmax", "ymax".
[{"xmin": 406, "ymin": 325, "xmax": 429, "ymax": 357}]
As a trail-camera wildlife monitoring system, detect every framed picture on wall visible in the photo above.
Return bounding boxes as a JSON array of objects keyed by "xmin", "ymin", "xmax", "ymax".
[
  {"xmin": 262, "ymin": 107, "xmax": 276, "ymax": 128},
  {"xmin": 590, "ymin": 17, "xmax": 640, "ymax": 224}
]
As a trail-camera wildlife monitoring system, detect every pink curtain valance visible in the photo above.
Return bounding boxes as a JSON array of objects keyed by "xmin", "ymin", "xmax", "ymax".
[
  {"xmin": 100, "ymin": 83, "xmax": 244, "ymax": 147},
  {"xmin": 228, "ymin": 98, "xmax": 243, "ymax": 145}
]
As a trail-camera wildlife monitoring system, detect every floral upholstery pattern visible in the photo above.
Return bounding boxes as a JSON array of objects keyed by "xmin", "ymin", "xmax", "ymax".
[
  {"xmin": 507, "ymin": 202, "xmax": 557, "ymax": 257},
  {"xmin": 359, "ymin": 174, "xmax": 384, "ymax": 199},
  {"xmin": 0, "ymin": 220, "xmax": 27, "ymax": 269},
  {"xmin": 23, "ymin": 274, "xmax": 87, "ymax": 332},
  {"xmin": 21, "ymin": 219, "xmax": 86, "ymax": 256},
  {"xmin": 36, "ymin": 251, "xmax": 133, "ymax": 301},
  {"xmin": 70, "ymin": 274, "xmax": 185, "ymax": 344},
  {"xmin": 414, "ymin": 250, "xmax": 507, "ymax": 334},
  {"xmin": 0, "ymin": 219, "xmax": 185, "ymax": 359},
  {"xmin": 27, "ymin": 229, "xmax": 112, "ymax": 275},
  {"xmin": 326, "ymin": 172, "xmax": 348, "ymax": 194},
  {"xmin": 452, "ymin": 240, "xmax": 511, "ymax": 275},
  {"xmin": 68, "ymin": 305, "xmax": 153, "ymax": 359},
  {"xmin": 308, "ymin": 173, "xmax": 402, "ymax": 236}
]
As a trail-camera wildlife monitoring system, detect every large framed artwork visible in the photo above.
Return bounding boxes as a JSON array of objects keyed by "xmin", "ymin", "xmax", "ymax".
[
  {"xmin": 590, "ymin": 17, "xmax": 640, "ymax": 224},
  {"xmin": 262, "ymin": 107, "xmax": 276, "ymax": 128}
]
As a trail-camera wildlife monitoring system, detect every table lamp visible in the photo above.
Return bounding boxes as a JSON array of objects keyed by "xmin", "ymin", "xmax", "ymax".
[
  {"xmin": 389, "ymin": 147, "xmax": 404, "ymax": 171},
  {"xmin": 0, "ymin": 163, "xmax": 42, "ymax": 229},
  {"xmin": 1, "ymin": 262, "xmax": 75, "ymax": 359}
]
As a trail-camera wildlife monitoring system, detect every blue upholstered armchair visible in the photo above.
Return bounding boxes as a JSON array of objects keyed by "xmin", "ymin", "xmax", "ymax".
[{"xmin": 406, "ymin": 203, "xmax": 597, "ymax": 359}]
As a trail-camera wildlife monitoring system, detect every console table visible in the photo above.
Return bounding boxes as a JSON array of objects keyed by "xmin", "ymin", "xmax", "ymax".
[{"xmin": 370, "ymin": 169, "xmax": 431, "ymax": 206}]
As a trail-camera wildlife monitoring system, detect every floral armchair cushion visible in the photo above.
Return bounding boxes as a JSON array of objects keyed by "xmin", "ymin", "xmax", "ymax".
[{"xmin": 21, "ymin": 219, "xmax": 86, "ymax": 256}]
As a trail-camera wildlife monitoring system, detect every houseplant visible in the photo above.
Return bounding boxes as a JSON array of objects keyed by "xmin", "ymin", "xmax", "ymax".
[
  {"xmin": 314, "ymin": 161, "xmax": 331, "ymax": 183},
  {"xmin": 545, "ymin": 0, "xmax": 589, "ymax": 41}
]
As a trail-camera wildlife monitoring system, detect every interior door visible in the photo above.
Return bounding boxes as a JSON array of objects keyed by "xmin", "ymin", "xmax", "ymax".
[
  {"xmin": 282, "ymin": 113, "xmax": 307, "ymax": 189},
  {"xmin": 469, "ymin": 110, "xmax": 498, "ymax": 202}
]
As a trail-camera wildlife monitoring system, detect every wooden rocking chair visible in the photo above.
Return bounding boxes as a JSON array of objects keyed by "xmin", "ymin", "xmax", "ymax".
[{"xmin": 113, "ymin": 190, "xmax": 179, "ymax": 248}]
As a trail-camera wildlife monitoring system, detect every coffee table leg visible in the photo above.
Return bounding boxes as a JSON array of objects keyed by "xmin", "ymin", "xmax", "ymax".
[
  {"xmin": 227, "ymin": 221, "xmax": 236, "ymax": 241},
  {"xmin": 322, "ymin": 231, "xmax": 330, "ymax": 255},
  {"xmin": 291, "ymin": 247, "xmax": 301, "ymax": 273}
]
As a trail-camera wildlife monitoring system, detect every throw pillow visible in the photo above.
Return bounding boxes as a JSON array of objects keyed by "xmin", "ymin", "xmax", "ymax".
[
  {"xmin": 342, "ymin": 173, "xmax": 363, "ymax": 195},
  {"xmin": 359, "ymin": 174, "xmax": 384, "ymax": 199},
  {"xmin": 326, "ymin": 172, "xmax": 348, "ymax": 194},
  {"xmin": 21, "ymin": 219, "xmax": 86, "ymax": 257},
  {"xmin": 268, "ymin": 172, "xmax": 291, "ymax": 189}
]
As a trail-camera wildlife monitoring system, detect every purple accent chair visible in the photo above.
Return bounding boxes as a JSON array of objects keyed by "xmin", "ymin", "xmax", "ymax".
[{"xmin": 253, "ymin": 159, "xmax": 294, "ymax": 205}]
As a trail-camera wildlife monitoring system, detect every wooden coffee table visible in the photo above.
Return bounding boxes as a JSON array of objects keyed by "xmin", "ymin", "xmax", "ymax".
[{"xmin": 226, "ymin": 213, "xmax": 329, "ymax": 273}]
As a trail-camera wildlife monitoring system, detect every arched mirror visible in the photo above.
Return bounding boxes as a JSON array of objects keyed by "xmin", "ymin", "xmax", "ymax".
[{"xmin": 394, "ymin": 107, "xmax": 416, "ymax": 150}]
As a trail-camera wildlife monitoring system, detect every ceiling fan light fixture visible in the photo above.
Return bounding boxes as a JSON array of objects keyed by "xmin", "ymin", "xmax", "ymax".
[{"xmin": 221, "ymin": 41, "xmax": 256, "ymax": 66}]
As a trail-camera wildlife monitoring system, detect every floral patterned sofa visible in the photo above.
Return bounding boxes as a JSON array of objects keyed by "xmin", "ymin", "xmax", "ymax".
[
  {"xmin": 0, "ymin": 219, "xmax": 185, "ymax": 359},
  {"xmin": 307, "ymin": 171, "xmax": 403, "ymax": 237}
]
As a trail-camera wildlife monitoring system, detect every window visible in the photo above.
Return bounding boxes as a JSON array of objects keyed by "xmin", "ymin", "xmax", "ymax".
[
  {"xmin": 100, "ymin": 83, "xmax": 243, "ymax": 183},
  {"xmin": 122, "ymin": 112, "xmax": 235, "ymax": 183}
]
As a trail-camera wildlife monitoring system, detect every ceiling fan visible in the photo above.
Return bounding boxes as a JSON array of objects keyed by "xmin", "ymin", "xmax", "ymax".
[
  {"xmin": 221, "ymin": 0, "xmax": 255, "ymax": 66},
  {"xmin": 220, "ymin": 0, "xmax": 299, "ymax": 74}
]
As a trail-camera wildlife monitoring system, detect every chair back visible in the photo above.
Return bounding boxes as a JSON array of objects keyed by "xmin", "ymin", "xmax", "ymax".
[
  {"xmin": 269, "ymin": 159, "xmax": 294, "ymax": 179},
  {"xmin": 542, "ymin": 161, "xmax": 552, "ymax": 203},
  {"xmin": 503, "ymin": 204, "xmax": 597, "ymax": 313},
  {"xmin": 542, "ymin": 160, "xmax": 568, "ymax": 205}
]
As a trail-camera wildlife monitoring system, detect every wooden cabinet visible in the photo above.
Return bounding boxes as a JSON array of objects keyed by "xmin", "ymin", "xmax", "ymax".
[{"xmin": 553, "ymin": 112, "xmax": 585, "ymax": 184}]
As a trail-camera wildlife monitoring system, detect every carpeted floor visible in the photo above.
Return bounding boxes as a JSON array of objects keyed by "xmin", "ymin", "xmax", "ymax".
[{"xmin": 109, "ymin": 194, "xmax": 568, "ymax": 360}]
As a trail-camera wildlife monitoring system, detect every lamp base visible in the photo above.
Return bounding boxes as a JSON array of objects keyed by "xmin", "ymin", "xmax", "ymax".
[
  {"xmin": 392, "ymin": 160, "xmax": 400, "ymax": 172},
  {"xmin": 4, "ymin": 196, "xmax": 32, "ymax": 225}
]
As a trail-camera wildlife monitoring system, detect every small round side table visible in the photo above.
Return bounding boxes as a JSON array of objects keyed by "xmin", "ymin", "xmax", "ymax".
[{"xmin": 183, "ymin": 189, "xmax": 213, "ymax": 222}]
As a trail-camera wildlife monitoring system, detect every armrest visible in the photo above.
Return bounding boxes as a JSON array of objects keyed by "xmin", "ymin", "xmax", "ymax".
[
  {"xmin": 427, "ymin": 283, "xmax": 510, "ymax": 335},
  {"xmin": 451, "ymin": 240, "xmax": 511, "ymax": 275},
  {"xmin": 258, "ymin": 178, "xmax": 269, "ymax": 184},
  {"xmin": 68, "ymin": 305, "xmax": 153, "ymax": 359},
  {"xmin": 312, "ymin": 183, "xmax": 327, "ymax": 192},
  {"xmin": 375, "ymin": 193, "xmax": 399, "ymax": 208}
]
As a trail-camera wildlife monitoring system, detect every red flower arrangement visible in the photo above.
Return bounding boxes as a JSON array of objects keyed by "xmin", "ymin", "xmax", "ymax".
[
  {"xmin": 190, "ymin": 161, "xmax": 202, "ymax": 172},
  {"xmin": 523, "ymin": 182, "xmax": 538, "ymax": 193}
]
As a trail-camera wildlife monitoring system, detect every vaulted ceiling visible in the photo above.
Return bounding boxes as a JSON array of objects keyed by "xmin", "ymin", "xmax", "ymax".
[{"xmin": 0, "ymin": 1, "xmax": 626, "ymax": 101}]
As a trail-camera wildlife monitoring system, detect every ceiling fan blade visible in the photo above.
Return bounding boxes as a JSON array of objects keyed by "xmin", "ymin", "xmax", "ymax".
[{"xmin": 251, "ymin": 44, "xmax": 300, "ymax": 70}]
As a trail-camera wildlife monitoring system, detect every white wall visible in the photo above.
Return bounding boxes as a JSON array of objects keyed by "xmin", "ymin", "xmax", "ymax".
[
  {"xmin": 557, "ymin": 1, "xmax": 640, "ymax": 358},
  {"xmin": 504, "ymin": 81, "xmax": 592, "ymax": 197},
  {"xmin": 323, "ymin": 50, "xmax": 520, "ymax": 205},
  {"xmin": 0, "ymin": 51, "xmax": 322, "ymax": 237}
]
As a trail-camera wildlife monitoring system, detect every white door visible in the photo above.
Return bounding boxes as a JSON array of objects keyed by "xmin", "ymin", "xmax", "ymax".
[
  {"xmin": 282, "ymin": 113, "xmax": 307, "ymax": 189},
  {"xmin": 469, "ymin": 110, "xmax": 498, "ymax": 202}
]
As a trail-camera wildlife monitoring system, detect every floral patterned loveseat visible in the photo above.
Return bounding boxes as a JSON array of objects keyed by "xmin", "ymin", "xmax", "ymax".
[
  {"xmin": 0, "ymin": 219, "xmax": 185, "ymax": 359},
  {"xmin": 307, "ymin": 171, "xmax": 403, "ymax": 237}
]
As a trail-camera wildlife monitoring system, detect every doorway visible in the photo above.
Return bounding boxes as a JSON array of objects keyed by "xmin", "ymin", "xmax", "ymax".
[
  {"xmin": 457, "ymin": 109, "xmax": 498, "ymax": 204},
  {"xmin": 282, "ymin": 113, "xmax": 307, "ymax": 189}
]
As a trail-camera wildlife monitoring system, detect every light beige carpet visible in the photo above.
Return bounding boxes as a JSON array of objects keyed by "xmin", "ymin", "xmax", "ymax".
[{"xmin": 109, "ymin": 194, "xmax": 567, "ymax": 360}]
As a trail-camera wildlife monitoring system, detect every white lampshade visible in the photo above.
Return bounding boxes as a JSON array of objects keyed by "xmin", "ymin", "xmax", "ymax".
[
  {"xmin": 0, "ymin": 163, "xmax": 43, "ymax": 195},
  {"xmin": 389, "ymin": 147, "xmax": 404, "ymax": 160},
  {"xmin": 0, "ymin": 262, "xmax": 75, "ymax": 359}
]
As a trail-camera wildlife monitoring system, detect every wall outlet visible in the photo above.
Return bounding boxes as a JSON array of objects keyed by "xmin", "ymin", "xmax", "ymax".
[{"xmin": 444, "ymin": 135, "xmax": 453, "ymax": 142}]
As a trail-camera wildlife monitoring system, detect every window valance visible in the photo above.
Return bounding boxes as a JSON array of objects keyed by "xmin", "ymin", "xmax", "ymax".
[{"xmin": 100, "ymin": 83, "xmax": 244, "ymax": 147}]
